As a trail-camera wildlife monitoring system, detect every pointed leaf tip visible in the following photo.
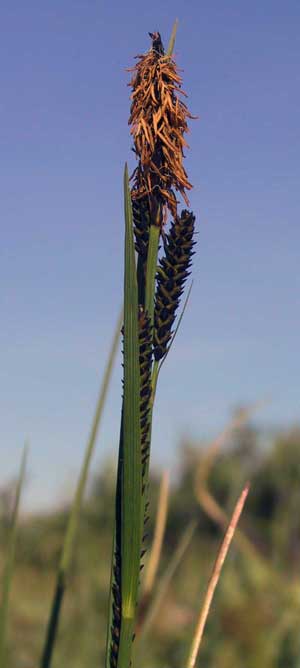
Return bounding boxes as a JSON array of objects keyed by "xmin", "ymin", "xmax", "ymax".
[{"xmin": 167, "ymin": 19, "xmax": 179, "ymax": 56}]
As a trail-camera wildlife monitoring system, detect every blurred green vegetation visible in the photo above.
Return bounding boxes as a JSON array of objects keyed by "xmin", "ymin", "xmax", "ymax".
[{"xmin": 1, "ymin": 420, "xmax": 300, "ymax": 668}]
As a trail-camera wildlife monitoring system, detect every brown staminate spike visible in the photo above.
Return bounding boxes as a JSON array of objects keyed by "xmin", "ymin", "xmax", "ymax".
[
  {"xmin": 153, "ymin": 209, "xmax": 196, "ymax": 361},
  {"xmin": 128, "ymin": 33, "xmax": 197, "ymax": 225}
]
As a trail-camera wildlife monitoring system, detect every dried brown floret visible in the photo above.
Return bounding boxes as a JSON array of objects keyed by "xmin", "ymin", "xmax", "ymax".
[{"xmin": 128, "ymin": 33, "xmax": 196, "ymax": 225}]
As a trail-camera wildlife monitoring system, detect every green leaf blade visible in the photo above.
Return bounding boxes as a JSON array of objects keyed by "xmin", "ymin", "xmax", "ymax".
[
  {"xmin": 0, "ymin": 446, "xmax": 27, "ymax": 667},
  {"xmin": 167, "ymin": 19, "xmax": 179, "ymax": 56},
  {"xmin": 118, "ymin": 164, "xmax": 142, "ymax": 665}
]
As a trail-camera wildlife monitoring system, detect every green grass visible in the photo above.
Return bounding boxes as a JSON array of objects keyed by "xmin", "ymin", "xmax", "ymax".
[
  {"xmin": 2, "ymin": 426, "xmax": 300, "ymax": 667},
  {"xmin": 0, "ymin": 447, "xmax": 27, "ymax": 667},
  {"xmin": 40, "ymin": 310, "xmax": 121, "ymax": 668}
]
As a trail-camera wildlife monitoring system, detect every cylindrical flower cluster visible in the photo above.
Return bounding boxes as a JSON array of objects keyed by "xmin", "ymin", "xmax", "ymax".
[{"xmin": 128, "ymin": 31, "xmax": 195, "ymax": 225}]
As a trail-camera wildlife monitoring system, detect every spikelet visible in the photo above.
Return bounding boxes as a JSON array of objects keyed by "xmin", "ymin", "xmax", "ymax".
[
  {"xmin": 110, "ymin": 463, "xmax": 122, "ymax": 668},
  {"xmin": 138, "ymin": 309, "xmax": 152, "ymax": 592},
  {"xmin": 110, "ymin": 545, "xmax": 121, "ymax": 668},
  {"xmin": 128, "ymin": 32, "xmax": 196, "ymax": 225},
  {"xmin": 132, "ymin": 192, "xmax": 151, "ymax": 306},
  {"xmin": 138, "ymin": 308, "xmax": 152, "ymax": 489},
  {"xmin": 153, "ymin": 209, "xmax": 196, "ymax": 361},
  {"xmin": 110, "ymin": 337, "xmax": 125, "ymax": 668},
  {"xmin": 133, "ymin": 195, "xmax": 151, "ymax": 261}
]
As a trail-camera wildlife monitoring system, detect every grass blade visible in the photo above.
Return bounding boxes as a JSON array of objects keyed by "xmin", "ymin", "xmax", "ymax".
[
  {"xmin": 143, "ymin": 470, "xmax": 170, "ymax": 597},
  {"xmin": 40, "ymin": 309, "xmax": 122, "ymax": 668},
  {"xmin": 167, "ymin": 19, "xmax": 179, "ymax": 56},
  {"xmin": 137, "ymin": 520, "xmax": 197, "ymax": 644},
  {"xmin": 116, "ymin": 164, "xmax": 142, "ymax": 668},
  {"xmin": 186, "ymin": 484, "xmax": 249, "ymax": 668},
  {"xmin": 0, "ymin": 446, "xmax": 27, "ymax": 666},
  {"xmin": 194, "ymin": 399, "xmax": 269, "ymax": 482},
  {"xmin": 193, "ymin": 404, "xmax": 290, "ymax": 592},
  {"xmin": 60, "ymin": 307, "xmax": 122, "ymax": 575}
]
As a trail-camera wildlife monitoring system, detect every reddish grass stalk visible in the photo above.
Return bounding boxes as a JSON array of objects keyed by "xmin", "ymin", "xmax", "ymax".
[{"xmin": 186, "ymin": 483, "xmax": 250, "ymax": 668}]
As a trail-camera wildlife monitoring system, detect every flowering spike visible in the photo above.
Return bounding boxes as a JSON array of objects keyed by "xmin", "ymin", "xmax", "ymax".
[
  {"xmin": 153, "ymin": 209, "xmax": 196, "ymax": 361},
  {"xmin": 138, "ymin": 308, "xmax": 152, "ymax": 479},
  {"xmin": 128, "ymin": 33, "xmax": 196, "ymax": 226}
]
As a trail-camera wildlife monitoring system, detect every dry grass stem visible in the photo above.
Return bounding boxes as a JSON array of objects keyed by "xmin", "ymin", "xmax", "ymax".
[
  {"xmin": 196, "ymin": 483, "xmax": 262, "ymax": 561},
  {"xmin": 193, "ymin": 398, "xmax": 288, "ymax": 586},
  {"xmin": 195, "ymin": 399, "xmax": 269, "ymax": 486},
  {"xmin": 143, "ymin": 470, "xmax": 170, "ymax": 595},
  {"xmin": 186, "ymin": 484, "xmax": 249, "ymax": 668},
  {"xmin": 137, "ymin": 520, "xmax": 197, "ymax": 643},
  {"xmin": 196, "ymin": 474, "xmax": 295, "ymax": 596}
]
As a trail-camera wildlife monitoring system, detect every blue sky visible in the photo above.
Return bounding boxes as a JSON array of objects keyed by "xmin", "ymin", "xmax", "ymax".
[{"xmin": 1, "ymin": 1, "xmax": 299, "ymax": 509}]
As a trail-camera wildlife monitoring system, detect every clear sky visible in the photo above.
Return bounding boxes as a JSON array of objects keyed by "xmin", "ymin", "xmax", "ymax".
[{"xmin": 1, "ymin": 1, "xmax": 299, "ymax": 509}]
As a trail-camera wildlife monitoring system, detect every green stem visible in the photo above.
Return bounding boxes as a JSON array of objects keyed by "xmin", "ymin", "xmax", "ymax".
[
  {"xmin": 116, "ymin": 165, "xmax": 142, "ymax": 668},
  {"xmin": 145, "ymin": 224, "xmax": 160, "ymax": 327},
  {"xmin": 142, "ymin": 225, "xmax": 160, "ymax": 509},
  {"xmin": 151, "ymin": 360, "xmax": 159, "ymax": 407},
  {"xmin": 142, "ymin": 360, "xmax": 159, "ymax": 492},
  {"xmin": 40, "ymin": 574, "xmax": 65, "ymax": 668},
  {"xmin": 118, "ymin": 617, "xmax": 135, "ymax": 668}
]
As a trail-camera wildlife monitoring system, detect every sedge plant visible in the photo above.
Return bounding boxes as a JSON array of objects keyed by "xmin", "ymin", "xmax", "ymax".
[
  {"xmin": 105, "ymin": 25, "xmax": 197, "ymax": 668},
  {"xmin": 0, "ymin": 24, "xmax": 251, "ymax": 668}
]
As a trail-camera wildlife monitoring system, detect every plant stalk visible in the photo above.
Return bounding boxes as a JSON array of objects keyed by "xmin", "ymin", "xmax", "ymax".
[{"xmin": 40, "ymin": 310, "xmax": 121, "ymax": 668}]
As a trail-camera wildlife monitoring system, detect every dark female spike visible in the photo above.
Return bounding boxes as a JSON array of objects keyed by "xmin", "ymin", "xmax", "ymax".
[
  {"xmin": 137, "ymin": 309, "xmax": 152, "ymax": 597},
  {"xmin": 109, "ymin": 404, "xmax": 124, "ymax": 668},
  {"xmin": 138, "ymin": 308, "xmax": 152, "ymax": 485},
  {"xmin": 149, "ymin": 31, "xmax": 165, "ymax": 56},
  {"xmin": 110, "ymin": 483, "xmax": 122, "ymax": 668},
  {"xmin": 132, "ymin": 195, "xmax": 151, "ymax": 261},
  {"xmin": 132, "ymin": 194, "xmax": 151, "ymax": 306},
  {"xmin": 109, "ymin": 307, "xmax": 151, "ymax": 668},
  {"xmin": 153, "ymin": 209, "xmax": 196, "ymax": 361}
]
